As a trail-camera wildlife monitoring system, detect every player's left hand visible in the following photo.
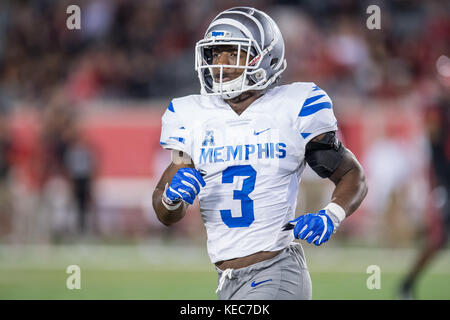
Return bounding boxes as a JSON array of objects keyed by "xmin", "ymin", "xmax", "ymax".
[{"xmin": 289, "ymin": 210, "xmax": 335, "ymax": 246}]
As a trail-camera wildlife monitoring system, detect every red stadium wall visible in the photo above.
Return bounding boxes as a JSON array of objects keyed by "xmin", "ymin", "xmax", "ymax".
[{"xmin": 5, "ymin": 101, "xmax": 427, "ymax": 241}]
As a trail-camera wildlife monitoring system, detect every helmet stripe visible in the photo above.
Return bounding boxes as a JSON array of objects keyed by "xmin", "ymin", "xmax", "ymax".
[{"xmin": 222, "ymin": 10, "xmax": 265, "ymax": 49}]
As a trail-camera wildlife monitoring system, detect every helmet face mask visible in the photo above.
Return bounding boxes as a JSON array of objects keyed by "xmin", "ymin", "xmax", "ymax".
[
  {"xmin": 196, "ymin": 38, "xmax": 264, "ymax": 99},
  {"xmin": 195, "ymin": 7, "xmax": 287, "ymax": 99}
]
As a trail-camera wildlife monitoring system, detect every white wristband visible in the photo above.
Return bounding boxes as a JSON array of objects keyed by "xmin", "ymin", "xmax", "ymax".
[
  {"xmin": 161, "ymin": 183, "xmax": 182, "ymax": 211},
  {"xmin": 323, "ymin": 202, "xmax": 346, "ymax": 223},
  {"xmin": 323, "ymin": 203, "xmax": 346, "ymax": 233},
  {"xmin": 162, "ymin": 198, "xmax": 182, "ymax": 211}
]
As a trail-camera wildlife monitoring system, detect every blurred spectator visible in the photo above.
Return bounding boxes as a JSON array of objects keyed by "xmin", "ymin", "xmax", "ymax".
[
  {"xmin": 363, "ymin": 127, "xmax": 423, "ymax": 246},
  {"xmin": 37, "ymin": 90, "xmax": 97, "ymax": 240},
  {"xmin": 399, "ymin": 87, "xmax": 450, "ymax": 299},
  {"xmin": 64, "ymin": 133, "xmax": 96, "ymax": 235},
  {"xmin": 39, "ymin": 103, "xmax": 76, "ymax": 183},
  {"xmin": 0, "ymin": 111, "xmax": 13, "ymax": 239}
]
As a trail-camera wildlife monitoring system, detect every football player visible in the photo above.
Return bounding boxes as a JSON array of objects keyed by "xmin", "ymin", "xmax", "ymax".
[
  {"xmin": 152, "ymin": 7, "xmax": 368, "ymax": 300},
  {"xmin": 398, "ymin": 93, "xmax": 450, "ymax": 299}
]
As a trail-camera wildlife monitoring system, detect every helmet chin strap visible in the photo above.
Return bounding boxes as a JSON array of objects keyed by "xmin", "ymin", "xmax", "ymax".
[{"xmin": 212, "ymin": 73, "xmax": 248, "ymax": 99}]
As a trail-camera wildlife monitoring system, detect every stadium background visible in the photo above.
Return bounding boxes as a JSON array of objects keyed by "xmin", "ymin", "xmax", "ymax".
[{"xmin": 0, "ymin": 0, "xmax": 449, "ymax": 299}]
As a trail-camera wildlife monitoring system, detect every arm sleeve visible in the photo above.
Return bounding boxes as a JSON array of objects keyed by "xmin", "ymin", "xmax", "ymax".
[
  {"xmin": 160, "ymin": 101, "xmax": 192, "ymax": 156},
  {"xmin": 295, "ymin": 84, "xmax": 338, "ymax": 146}
]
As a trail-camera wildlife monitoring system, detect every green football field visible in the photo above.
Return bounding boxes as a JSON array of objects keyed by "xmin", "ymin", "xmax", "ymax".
[{"xmin": 0, "ymin": 242, "xmax": 449, "ymax": 300}]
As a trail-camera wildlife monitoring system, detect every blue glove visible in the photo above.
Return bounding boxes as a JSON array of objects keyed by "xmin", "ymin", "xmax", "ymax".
[
  {"xmin": 164, "ymin": 168, "xmax": 206, "ymax": 205},
  {"xmin": 289, "ymin": 210, "xmax": 335, "ymax": 246}
]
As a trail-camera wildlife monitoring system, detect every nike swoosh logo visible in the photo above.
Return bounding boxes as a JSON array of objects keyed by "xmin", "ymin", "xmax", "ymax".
[
  {"xmin": 253, "ymin": 128, "xmax": 270, "ymax": 135},
  {"xmin": 251, "ymin": 279, "xmax": 273, "ymax": 287}
]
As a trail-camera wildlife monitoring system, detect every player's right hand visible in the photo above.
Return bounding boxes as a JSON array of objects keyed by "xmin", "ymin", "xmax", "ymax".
[
  {"xmin": 164, "ymin": 168, "xmax": 206, "ymax": 205},
  {"xmin": 289, "ymin": 210, "xmax": 335, "ymax": 246}
]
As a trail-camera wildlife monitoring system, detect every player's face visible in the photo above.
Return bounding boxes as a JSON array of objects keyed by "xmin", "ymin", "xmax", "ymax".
[{"xmin": 211, "ymin": 45, "xmax": 252, "ymax": 82}]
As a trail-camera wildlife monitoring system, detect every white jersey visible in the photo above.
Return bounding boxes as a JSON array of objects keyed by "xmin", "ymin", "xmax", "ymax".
[{"xmin": 160, "ymin": 82, "xmax": 338, "ymax": 263}]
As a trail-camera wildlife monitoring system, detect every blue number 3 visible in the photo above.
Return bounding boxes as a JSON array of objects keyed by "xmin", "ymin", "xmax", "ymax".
[{"xmin": 220, "ymin": 165, "xmax": 256, "ymax": 228}]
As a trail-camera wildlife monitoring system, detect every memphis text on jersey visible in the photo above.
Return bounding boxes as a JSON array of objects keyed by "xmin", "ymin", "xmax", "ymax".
[{"xmin": 199, "ymin": 141, "xmax": 287, "ymax": 164}]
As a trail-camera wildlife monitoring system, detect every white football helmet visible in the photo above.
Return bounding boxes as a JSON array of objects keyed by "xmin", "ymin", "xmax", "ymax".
[{"xmin": 195, "ymin": 7, "xmax": 287, "ymax": 99}]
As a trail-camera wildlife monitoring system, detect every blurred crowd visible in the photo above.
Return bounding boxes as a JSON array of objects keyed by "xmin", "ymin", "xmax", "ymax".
[
  {"xmin": 0, "ymin": 0, "xmax": 448, "ymax": 105},
  {"xmin": 0, "ymin": 0, "xmax": 448, "ymax": 245}
]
